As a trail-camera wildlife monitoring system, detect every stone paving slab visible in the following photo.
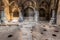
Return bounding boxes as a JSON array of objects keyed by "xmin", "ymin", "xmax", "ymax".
[
  {"xmin": 0, "ymin": 22, "xmax": 60, "ymax": 40},
  {"xmin": 32, "ymin": 23, "xmax": 60, "ymax": 40}
]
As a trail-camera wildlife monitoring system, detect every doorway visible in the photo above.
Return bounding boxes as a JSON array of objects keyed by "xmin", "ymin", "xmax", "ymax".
[
  {"xmin": 23, "ymin": 7, "xmax": 35, "ymax": 21},
  {"xmin": 12, "ymin": 11, "xmax": 19, "ymax": 22},
  {"xmin": 39, "ymin": 8, "xmax": 50, "ymax": 21}
]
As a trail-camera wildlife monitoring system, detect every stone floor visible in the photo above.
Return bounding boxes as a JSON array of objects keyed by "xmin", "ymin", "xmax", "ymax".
[
  {"xmin": 0, "ymin": 21, "xmax": 60, "ymax": 40},
  {"xmin": 32, "ymin": 22, "xmax": 60, "ymax": 40}
]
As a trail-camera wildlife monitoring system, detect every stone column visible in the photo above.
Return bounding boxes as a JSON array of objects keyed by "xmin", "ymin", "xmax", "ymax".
[
  {"xmin": 1, "ymin": 11, "xmax": 4, "ymax": 23},
  {"xmin": 19, "ymin": 11, "xmax": 24, "ymax": 22},
  {"xmin": 49, "ymin": 10, "xmax": 56, "ymax": 24},
  {"xmin": 1, "ymin": 11, "xmax": 7, "ymax": 23},
  {"xmin": 57, "ymin": 0, "xmax": 60, "ymax": 25},
  {"xmin": 34, "ymin": 9, "xmax": 39, "ymax": 22},
  {"xmin": 49, "ymin": 0, "xmax": 58, "ymax": 25}
]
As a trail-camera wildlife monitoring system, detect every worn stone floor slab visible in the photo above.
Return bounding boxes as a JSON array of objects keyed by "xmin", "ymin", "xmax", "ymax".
[
  {"xmin": 0, "ymin": 22, "xmax": 60, "ymax": 40},
  {"xmin": 32, "ymin": 23, "xmax": 60, "ymax": 40}
]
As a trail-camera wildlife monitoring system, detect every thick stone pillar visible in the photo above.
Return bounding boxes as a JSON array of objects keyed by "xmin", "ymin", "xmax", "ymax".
[
  {"xmin": 57, "ymin": 0, "xmax": 60, "ymax": 25},
  {"xmin": 34, "ymin": 9, "xmax": 39, "ymax": 22},
  {"xmin": 1, "ymin": 10, "xmax": 8, "ymax": 24},
  {"xmin": 19, "ymin": 11, "xmax": 24, "ymax": 22},
  {"xmin": 49, "ymin": 10, "xmax": 56, "ymax": 24},
  {"xmin": 1, "ymin": 11, "xmax": 5, "ymax": 23},
  {"xmin": 49, "ymin": 0, "xmax": 58, "ymax": 25}
]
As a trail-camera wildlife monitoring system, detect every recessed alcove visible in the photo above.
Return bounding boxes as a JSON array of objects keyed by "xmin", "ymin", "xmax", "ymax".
[{"xmin": 23, "ymin": 7, "xmax": 35, "ymax": 21}]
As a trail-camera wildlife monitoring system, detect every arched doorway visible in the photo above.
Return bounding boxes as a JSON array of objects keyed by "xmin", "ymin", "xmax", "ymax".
[
  {"xmin": 39, "ymin": 8, "xmax": 45, "ymax": 17},
  {"xmin": 13, "ymin": 11, "xmax": 19, "ymax": 19},
  {"xmin": 22, "ymin": 0, "xmax": 36, "ymax": 21},
  {"xmin": 39, "ymin": 8, "xmax": 49, "ymax": 21},
  {"xmin": 23, "ymin": 7, "xmax": 35, "ymax": 21},
  {"xmin": 9, "ymin": 1, "xmax": 20, "ymax": 22},
  {"xmin": 38, "ymin": 0, "xmax": 50, "ymax": 21}
]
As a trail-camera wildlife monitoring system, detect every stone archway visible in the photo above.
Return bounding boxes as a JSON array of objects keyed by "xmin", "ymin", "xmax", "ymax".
[
  {"xmin": 9, "ymin": 1, "xmax": 20, "ymax": 22},
  {"xmin": 23, "ymin": 7, "xmax": 35, "ymax": 21},
  {"xmin": 22, "ymin": 0, "xmax": 36, "ymax": 21},
  {"xmin": 39, "ymin": 8, "xmax": 45, "ymax": 21},
  {"xmin": 38, "ymin": 0, "xmax": 50, "ymax": 21},
  {"xmin": 23, "ymin": 7, "xmax": 34, "ymax": 17}
]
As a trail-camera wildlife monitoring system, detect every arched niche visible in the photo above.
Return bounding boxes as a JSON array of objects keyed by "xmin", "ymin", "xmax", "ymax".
[
  {"xmin": 23, "ymin": 7, "xmax": 35, "ymax": 20},
  {"xmin": 39, "ymin": 8, "xmax": 49, "ymax": 21},
  {"xmin": 9, "ymin": 1, "xmax": 20, "ymax": 22},
  {"xmin": 39, "ymin": 8, "xmax": 46, "ymax": 17},
  {"xmin": 38, "ymin": 0, "xmax": 50, "ymax": 21}
]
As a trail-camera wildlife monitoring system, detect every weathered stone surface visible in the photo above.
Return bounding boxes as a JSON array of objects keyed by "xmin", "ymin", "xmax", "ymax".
[
  {"xmin": 57, "ymin": 0, "xmax": 60, "ymax": 25},
  {"xmin": 32, "ymin": 22, "xmax": 60, "ymax": 40},
  {"xmin": 0, "ymin": 22, "xmax": 60, "ymax": 40}
]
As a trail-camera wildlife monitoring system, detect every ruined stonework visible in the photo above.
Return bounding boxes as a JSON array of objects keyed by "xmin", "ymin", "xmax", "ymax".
[
  {"xmin": 0, "ymin": 0, "xmax": 60, "ymax": 40},
  {"xmin": 0, "ymin": 0, "xmax": 58, "ymax": 23}
]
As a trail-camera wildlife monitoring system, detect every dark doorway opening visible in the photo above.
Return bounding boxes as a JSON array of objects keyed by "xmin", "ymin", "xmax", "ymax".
[
  {"xmin": 23, "ymin": 7, "xmax": 34, "ymax": 17},
  {"xmin": 23, "ymin": 7, "xmax": 35, "ymax": 20},
  {"xmin": 39, "ymin": 8, "xmax": 46, "ymax": 17},
  {"xmin": 13, "ymin": 11, "xmax": 19, "ymax": 17},
  {"xmin": 39, "ymin": 8, "xmax": 49, "ymax": 21}
]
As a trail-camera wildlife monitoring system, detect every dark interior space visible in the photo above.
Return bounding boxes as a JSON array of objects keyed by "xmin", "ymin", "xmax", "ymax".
[
  {"xmin": 13, "ymin": 11, "xmax": 19, "ymax": 17},
  {"xmin": 39, "ymin": 8, "xmax": 50, "ymax": 21},
  {"xmin": 23, "ymin": 7, "xmax": 34, "ymax": 17}
]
